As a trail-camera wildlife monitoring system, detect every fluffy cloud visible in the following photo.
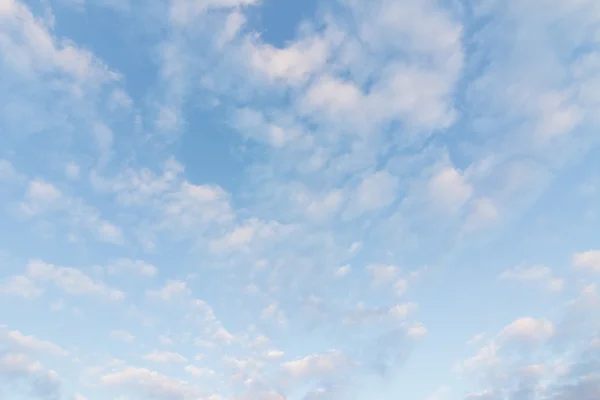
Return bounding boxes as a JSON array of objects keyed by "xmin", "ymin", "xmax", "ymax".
[
  {"xmin": 0, "ymin": 353, "xmax": 61, "ymax": 399},
  {"xmin": 282, "ymin": 350, "xmax": 351, "ymax": 381},
  {"xmin": 0, "ymin": 275, "xmax": 42, "ymax": 298},
  {"xmin": 100, "ymin": 366, "xmax": 199, "ymax": 399},
  {"xmin": 3, "ymin": 330, "xmax": 69, "ymax": 357},
  {"xmin": 106, "ymin": 258, "xmax": 158, "ymax": 278},
  {"xmin": 143, "ymin": 350, "xmax": 188, "ymax": 364},
  {"xmin": 499, "ymin": 265, "xmax": 564, "ymax": 292},
  {"xmin": 572, "ymin": 251, "xmax": 600, "ymax": 273},
  {"xmin": 25, "ymin": 260, "xmax": 124, "ymax": 301}
]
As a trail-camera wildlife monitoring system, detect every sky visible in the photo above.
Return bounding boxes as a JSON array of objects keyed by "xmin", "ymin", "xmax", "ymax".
[{"xmin": 0, "ymin": 0, "xmax": 600, "ymax": 399}]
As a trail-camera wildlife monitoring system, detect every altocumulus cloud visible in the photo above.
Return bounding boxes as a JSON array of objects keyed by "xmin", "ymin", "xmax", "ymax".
[{"xmin": 0, "ymin": 0, "xmax": 600, "ymax": 399}]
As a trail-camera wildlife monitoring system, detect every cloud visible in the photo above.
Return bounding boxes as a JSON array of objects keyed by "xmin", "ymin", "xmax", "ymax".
[
  {"xmin": 427, "ymin": 166, "xmax": 472, "ymax": 214},
  {"xmin": 334, "ymin": 265, "xmax": 351, "ymax": 278},
  {"xmin": 209, "ymin": 218, "xmax": 291, "ymax": 254},
  {"xmin": 19, "ymin": 180, "xmax": 62, "ymax": 216},
  {"xmin": 366, "ymin": 264, "xmax": 398, "ymax": 285},
  {"xmin": 2, "ymin": 0, "xmax": 600, "ymax": 399},
  {"xmin": 3, "ymin": 330, "xmax": 69, "ymax": 357},
  {"xmin": 344, "ymin": 170, "xmax": 399, "ymax": 219},
  {"xmin": 147, "ymin": 280, "xmax": 190, "ymax": 300},
  {"xmin": 0, "ymin": 159, "xmax": 20, "ymax": 182},
  {"xmin": 406, "ymin": 322, "xmax": 427, "ymax": 338},
  {"xmin": 106, "ymin": 258, "xmax": 158, "ymax": 278},
  {"xmin": 572, "ymin": 251, "xmax": 600, "ymax": 273},
  {"xmin": 64, "ymin": 162, "xmax": 80, "ymax": 180},
  {"xmin": 13, "ymin": 174, "xmax": 125, "ymax": 245},
  {"xmin": 0, "ymin": 0, "xmax": 118, "ymax": 85},
  {"xmin": 282, "ymin": 350, "xmax": 351, "ymax": 381},
  {"xmin": 499, "ymin": 265, "xmax": 564, "ymax": 292},
  {"xmin": 143, "ymin": 350, "xmax": 188, "ymax": 364},
  {"xmin": 100, "ymin": 366, "xmax": 198, "ymax": 399},
  {"xmin": 91, "ymin": 158, "xmax": 234, "ymax": 243},
  {"xmin": 245, "ymin": 30, "xmax": 333, "ymax": 85},
  {"xmin": 498, "ymin": 317, "xmax": 555, "ymax": 344},
  {"xmin": 184, "ymin": 365, "xmax": 215, "ymax": 378},
  {"xmin": 25, "ymin": 259, "xmax": 124, "ymax": 301},
  {"xmin": 169, "ymin": 0, "xmax": 258, "ymax": 26},
  {"xmin": 0, "ymin": 275, "xmax": 42, "ymax": 298},
  {"xmin": 0, "ymin": 353, "xmax": 61, "ymax": 399},
  {"xmin": 343, "ymin": 302, "xmax": 417, "ymax": 325},
  {"xmin": 109, "ymin": 331, "xmax": 135, "ymax": 343}
]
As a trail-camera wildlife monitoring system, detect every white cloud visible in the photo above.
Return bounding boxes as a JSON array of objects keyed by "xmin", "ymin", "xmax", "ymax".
[
  {"xmin": 155, "ymin": 105, "xmax": 181, "ymax": 135},
  {"xmin": 464, "ymin": 197, "xmax": 499, "ymax": 231},
  {"xmin": 101, "ymin": 366, "xmax": 197, "ymax": 399},
  {"xmin": 499, "ymin": 317, "xmax": 555, "ymax": 344},
  {"xmin": 500, "ymin": 265, "xmax": 552, "ymax": 281},
  {"xmin": 266, "ymin": 350, "xmax": 284, "ymax": 359},
  {"xmin": 93, "ymin": 122, "xmax": 113, "ymax": 155},
  {"xmin": 0, "ymin": 353, "xmax": 61, "ymax": 398},
  {"xmin": 345, "ymin": 170, "xmax": 399, "ymax": 218},
  {"xmin": 143, "ymin": 350, "xmax": 187, "ymax": 364},
  {"xmin": 26, "ymin": 259, "xmax": 124, "ymax": 301},
  {"xmin": 0, "ymin": 0, "xmax": 119, "ymax": 84},
  {"xmin": 407, "ymin": 322, "xmax": 427, "ymax": 338},
  {"xmin": 282, "ymin": 350, "xmax": 350, "ymax": 380},
  {"xmin": 425, "ymin": 386, "xmax": 451, "ymax": 400},
  {"xmin": 106, "ymin": 258, "xmax": 158, "ymax": 278},
  {"xmin": 366, "ymin": 264, "xmax": 398, "ymax": 285},
  {"xmin": 428, "ymin": 166, "xmax": 472, "ymax": 214},
  {"xmin": 209, "ymin": 218, "xmax": 290, "ymax": 254},
  {"xmin": 184, "ymin": 365, "xmax": 215, "ymax": 378},
  {"xmin": 0, "ymin": 275, "xmax": 42, "ymax": 298},
  {"xmin": 169, "ymin": 0, "xmax": 258, "ymax": 26},
  {"xmin": 467, "ymin": 333, "xmax": 486, "ymax": 346},
  {"xmin": 245, "ymin": 31, "xmax": 333, "ymax": 85},
  {"xmin": 0, "ymin": 159, "xmax": 20, "ymax": 182},
  {"xmin": 147, "ymin": 280, "xmax": 190, "ymax": 300},
  {"xmin": 92, "ymin": 159, "xmax": 234, "ymax": 239},
  {"xmin": 109, "ymin": 330, "xmax": 135, "ymax": 343},
  {"xmin": 572, "ymin": 250, "xmax": 600, "ymax": 273},
  {"xmin": 15, "ymin": 176, "xmax": 125, "ymax": 245},
  {"xmin": 499, "ymin": 265, "xmax": 564, "ymax": 292},
  {"xmin": 458, "ymin": 343, "xmax": 499, "ymax": 373},
  {"xmin": 65, "ymin": 162, "xmax": 80, "ymax": 180},
  {"xmin": 19, "ymin": 179, "xmax": 62, "ymax": 216},
  {"xmin": 4, "ymin": 330, "xmax": 69, "ymax": 357},
  {"xmin": 394, "ymin": 279, "xmax": 408, "ymax": 296},
  {"xmin": 260, "ymin": 302, "xmax": 287, "ymax": 325},
  {"xmin": 334, "ymin": 264, "xmax": 351, "ymax": 278},
  {"xmin": 96, "ymin": 220, "xmax": 124, "ymax": 244},
  {"xmin": 344, "ymin": 302, "xmax": 417, "ymax": 324}
]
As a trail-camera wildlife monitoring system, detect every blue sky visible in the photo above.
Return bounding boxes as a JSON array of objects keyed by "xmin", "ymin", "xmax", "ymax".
[{"xmin": 1, "ymin": 0, "xmax": 600, "ymax": 399}]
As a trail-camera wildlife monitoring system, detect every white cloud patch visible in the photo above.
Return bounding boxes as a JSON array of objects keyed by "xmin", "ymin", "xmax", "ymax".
[
  {"xmin": 106, "ymin": 258, "xmax": 158, "ymax": 278},
  {"xmin": 109, "ymin": 330, "xmax": 135, "ymax": 343},
  {"xmin": 25, "ymin": 259, "xmax": 124, "ymax": 301},
  {"xmin": 143, "ymin": 350, "xmax": 187, "ymax": 364},
  {"xmin": 0, "ymin": 275, "xmax": 42, "ymax": 298},
  {"xmin": 572, "ymin": 250, "xmax": 600, "ymax": 273},
  {"xmin": 147, "ymin": 280, "xmax": 190, "ymax": 301},
  {"xmin": 3, "ymin": 330, "xmax": 68, "ymax": 357},
  {"xmin": 499, "ymin": 265, "xmax": 564, "ymax": 292}
]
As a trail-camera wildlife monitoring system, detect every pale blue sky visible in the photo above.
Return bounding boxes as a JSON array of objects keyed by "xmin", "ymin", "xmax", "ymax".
[{"xmin": 1, "ymin": 0, "xmax": 600, "ymax": 399}]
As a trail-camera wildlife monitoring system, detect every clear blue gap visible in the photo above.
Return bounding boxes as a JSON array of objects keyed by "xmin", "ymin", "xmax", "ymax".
[
  {"xmin": 247, "ymin": 0, "xmax": 322, "ymax": 47},
  {"xmin": 173, "ymin": 101, "xmax": 247, "ymax": 194}
]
